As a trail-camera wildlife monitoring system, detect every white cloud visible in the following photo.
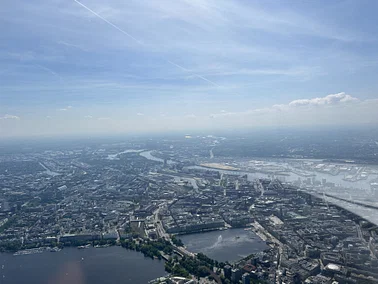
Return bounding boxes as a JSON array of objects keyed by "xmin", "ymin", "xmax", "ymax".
[
  {"xmin": 288, "ymin": 92, "xmax": 359, "ymax": 107},
  {"xmin": 136, "ymin": 113, "xmax": 144, "ymax": 116},
  {"xmin": 0, "ymin": 114, "xmax": 20, "ymax": 120},
  {"xmin": 185, "ymin": 114, "xmax": 196, "ymax": 118},
  {"xmin": 58, "ymin": 106, "xmax": 73, "ymax": 111},
  {"xmin": 211, "ymin": 92, "xmax": 361, "ymax": 118},
  {"xmin": 97, "ymin": 117, "xmax": 111, "ymax": 120},
  {"xmin": 84, "ymin": 115, "xmax": 93, "ymax": 119}
]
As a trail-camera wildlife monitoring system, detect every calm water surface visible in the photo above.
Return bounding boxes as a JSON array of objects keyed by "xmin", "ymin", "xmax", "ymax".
[
  {"xmin": 179, "ymin": 228, "xmax": 268, "ymax": 262},
  {"xmin": 0, "ymin": 246, "xmax": 165, "ymax": 284}
]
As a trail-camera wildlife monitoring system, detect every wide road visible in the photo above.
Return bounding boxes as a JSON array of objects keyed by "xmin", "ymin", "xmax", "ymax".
[{"xmin": 152, "ymin": 204, "xmax": 195, "ymax": 257}]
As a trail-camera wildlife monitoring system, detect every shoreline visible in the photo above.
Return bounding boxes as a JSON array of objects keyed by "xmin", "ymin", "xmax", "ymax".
[
  {"xmin": 6, "ymin": 227, "xmax": 266, "ymax": 261},
  {"xmin": 250, "ymin": 221, "xmax": 283, "ymax": 248}
]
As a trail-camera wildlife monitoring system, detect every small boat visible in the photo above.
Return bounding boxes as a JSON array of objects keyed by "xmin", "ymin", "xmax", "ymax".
[
  {"xmin": 235, "ymin": 236, "xmax": 240, "ymax": 240},
  {"xmin": 77, "ymin": 244, "xmax": 91, "ymax": 249},
  {"xmin": 50, "ymin": 247, "xmax": 61, "ymax": 252},
  {"xmin": 94, "ymin": 244, "xmax": 111, "ymax": 248}
]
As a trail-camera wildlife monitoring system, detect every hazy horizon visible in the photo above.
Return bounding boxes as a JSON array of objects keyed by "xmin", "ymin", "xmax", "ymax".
[{"xmin": 1, "ymin": 124, "xmax": 377, "ymax": 146}]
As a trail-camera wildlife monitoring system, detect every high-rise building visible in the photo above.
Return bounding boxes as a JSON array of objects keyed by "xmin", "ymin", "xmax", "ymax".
[
  {"xmin": 224, "ymin": 265, "xmax": 232, "ymax": 279},
  {"xmin": 242, "ymin": 273, "xmax": 250, "ymax": 284},
  {"xmin": 231, "ymin": 268, "xmax": 242, "ymax": 283}
]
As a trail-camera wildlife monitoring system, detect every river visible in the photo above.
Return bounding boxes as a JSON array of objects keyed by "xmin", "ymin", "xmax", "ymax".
[
  {"xmin": 138, "ymin": 151, "xmax": 375, "ymax": 190},
  {"xmin": 179, "ymin": 228, "xmax": 268, "ymax": 262},
  {"xmin": 139, "ymin": 151, "xmax": 175, "ymax": 165},
  {"xmin": 0, "ymin": 246, "xmax": 165, "ymax": 284},
  {"xmin": 139, "ymin": 151, "xmax": 378, "ymax": 223},
  {"xmin": 107, "ymin": 149, "xmax": 144, "ymax": 160},
  {"xmin": 187, "ymin": 165, "xmax": 376, "ymax": 191}
]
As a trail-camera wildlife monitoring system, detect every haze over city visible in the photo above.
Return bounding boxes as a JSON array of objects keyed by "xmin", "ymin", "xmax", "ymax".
[
  {"xmin": 2, "ymin": 2, "xmax": 378, "ymax": 284},
  {"xmin": 1, "ymin": 0, "xmax": 378, "ymax": 138}
]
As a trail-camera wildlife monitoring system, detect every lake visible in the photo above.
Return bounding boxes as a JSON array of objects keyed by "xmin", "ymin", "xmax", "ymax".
[
  {"xmin": 0, "ymin": 246, "xmax": 166, "ymax": 284},
  {"xmin": 179, "ymin": 228, "xmax": 268, "ymax": 262}
]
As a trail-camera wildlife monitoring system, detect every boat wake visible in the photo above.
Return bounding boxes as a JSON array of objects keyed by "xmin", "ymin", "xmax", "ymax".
[{"xmin": 208, "ymin": 235, "xmax": 223, "ymax": 249}]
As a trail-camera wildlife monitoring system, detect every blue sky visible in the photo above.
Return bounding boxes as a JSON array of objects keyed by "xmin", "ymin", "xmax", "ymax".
[{"xmin": 1, "ymin": 0, "xmax": 378, "ymax": 138}]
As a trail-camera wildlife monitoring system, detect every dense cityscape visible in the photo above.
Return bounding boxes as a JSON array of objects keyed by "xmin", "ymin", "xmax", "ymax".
[
  {"xmin": 0, "ymin": 133, "xmax": 377, "ymax": 283},
  {"xmin": 2, "ymin": 0, "xmax": 378, "ymax": 283}
]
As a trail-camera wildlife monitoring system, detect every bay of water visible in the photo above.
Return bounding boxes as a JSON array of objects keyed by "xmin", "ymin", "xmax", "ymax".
[
  {"xmin": 179, "ymin": 228, "xmax": 268, "ymax": 262},
  {"xmin": 0, "ymin": 246, "xmax": 165, "ymax": 284}
]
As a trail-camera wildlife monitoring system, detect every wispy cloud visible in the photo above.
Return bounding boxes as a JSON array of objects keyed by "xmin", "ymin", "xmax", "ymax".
[
  {"xmin": 1, "ymin": 0, "xmax": 378, "ymax": 137},
  {"xmin": 57, "ymin": 40, "xmax": 88, "ymax": 52},
  {"xmin": 34, "ymin": 64, "xmax": 62, "ymax": 80},
  {"xmin": 287, "ymin": 92, "xmax": 359, "ymax": 107},
  {"xmin": 4, "ymin": 51, "xmax": 64, "ymax": 62},
  {"xmin": 167, "ymin": 61, "xmax": 220, "ymax": 87},
  {"xmin": 73, "ymin": 0, "xmax": 143, "ymax": 45},
  {"xmin": 146, "ymin": 0, "xmax": 368, "ymax": 42},
  {"xmin": 211, "ymin": 92, "xmax": 361, "ymax": 118},
  {"xmin": 58, "ymin": 106, "xmax": 73, "ymax": 111},
  {"xmin": 73, "ymin": 0, "xmax": 222, "ymax": 87},
  {"xmin": 202, "ymin": 67, "xmax": 323, "ymax": 78},
  {"xmin": 0, "ymin": 114, "xmax": 20, "ymax": 120}
]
